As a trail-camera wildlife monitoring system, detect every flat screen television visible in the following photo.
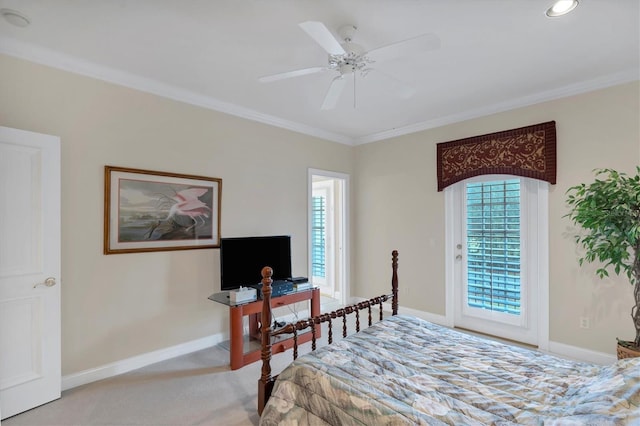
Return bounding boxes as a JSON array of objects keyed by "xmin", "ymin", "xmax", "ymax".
[{"xmin": 219, "ymin": 235, "xmax": 292, "ymax": 291}]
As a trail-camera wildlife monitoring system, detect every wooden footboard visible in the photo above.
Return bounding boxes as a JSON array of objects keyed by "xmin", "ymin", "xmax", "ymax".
[{"xmin": 258, "ymin": 250, "xmax": 399, "ymax": 415}]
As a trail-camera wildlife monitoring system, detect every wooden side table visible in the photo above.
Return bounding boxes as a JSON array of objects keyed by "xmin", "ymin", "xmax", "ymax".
[{"xmin": 209, "ymin": 288, "xmax": 320, "ymax": 370}]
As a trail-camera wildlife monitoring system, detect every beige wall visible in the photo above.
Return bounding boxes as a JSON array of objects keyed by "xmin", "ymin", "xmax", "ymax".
[
  {"xmin": 0, "ymin": 54, "xmax": 354, "ymax": 375},
  {"xmin": 354, "ymin": 81, "xmax": 640, "ymax": 355},
  {"xmin": 1, "ymin": 52, "xmax": 638, "ymax": 376}
]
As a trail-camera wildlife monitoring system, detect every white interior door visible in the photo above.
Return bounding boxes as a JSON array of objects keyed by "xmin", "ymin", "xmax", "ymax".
[{"xmin": 0, "ymin": 126, "xmax": 61, "ymax": 420}]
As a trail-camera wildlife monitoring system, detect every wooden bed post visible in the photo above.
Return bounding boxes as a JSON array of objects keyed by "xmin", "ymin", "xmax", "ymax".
[
  {"xmin": 258, "ymin": 250, "xmax": 400, "ymax": 416},
  {"xmin": 257, "ymin": 266, "xmax": 273, "ymax": 415},
  {"xmin": 392, "ymin": 250, "xmax": 399, "ymax": 315}
]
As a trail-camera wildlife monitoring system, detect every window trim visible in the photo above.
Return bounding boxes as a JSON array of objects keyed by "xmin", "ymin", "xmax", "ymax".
[
  {"xmin": 308, "ymin": 169, "xmax": 349, "ymax": 306},
  {"xmin": 445, "ymin": 175, "xmax": 549, "ymax": 350}
]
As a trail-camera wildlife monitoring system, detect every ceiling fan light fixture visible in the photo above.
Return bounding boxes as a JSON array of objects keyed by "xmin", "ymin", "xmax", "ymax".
[{"xmin": 545, "ymin": 0, "xmax": 579, "ymax": 17}]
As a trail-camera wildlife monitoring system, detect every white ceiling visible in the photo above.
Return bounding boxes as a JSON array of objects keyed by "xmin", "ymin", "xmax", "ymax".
[{"xmin": 0, "ymin": 1, "xmax": 638, "ymax": 145}]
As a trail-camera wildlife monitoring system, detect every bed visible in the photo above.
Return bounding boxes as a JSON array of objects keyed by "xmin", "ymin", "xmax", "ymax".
[{"xmin": 257, "ymin": 251, "xmax": 640, "ymax": 425}]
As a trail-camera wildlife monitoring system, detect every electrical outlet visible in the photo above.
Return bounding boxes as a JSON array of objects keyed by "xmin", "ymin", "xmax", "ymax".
[{"xmin": 579, "ymin": 316, "xmax": 590, "ymax": 329}]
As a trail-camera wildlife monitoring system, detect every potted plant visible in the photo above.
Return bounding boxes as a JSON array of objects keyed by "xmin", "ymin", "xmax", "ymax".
[{"xmin": 565, "ymin": 167, "xmax": 640, "ymax": 359}]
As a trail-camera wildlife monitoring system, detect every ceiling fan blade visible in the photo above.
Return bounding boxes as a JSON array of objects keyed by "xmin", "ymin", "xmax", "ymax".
[
  {"xmin": 321, "ymin": 76, "xmax": 346, "ymax": 110},
  {"xmin": 367, "ymin": 69, "xmax": 416, "ymax": 99},
  {"xmin": 259, "ymin": 66, "xmax": 326, "ymax": 83},
  {"xmin": 366, "ymin": 33, "xmax": 440, "ymax": 63},
  {"xmin": 299, "ymin": 21, "xmax": 346, "ymax": 55}
]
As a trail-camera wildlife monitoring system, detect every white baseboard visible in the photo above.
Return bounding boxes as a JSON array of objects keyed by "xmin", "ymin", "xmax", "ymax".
[
  {"xmin": 376, "ymin": 299, "xmax": 616, "ymax": 365},
  {"xmin": 393, "ymin": 304, "xmax": 449, "ymax": 326},
  {"xmin": 62, "ymin": 306, "xmax": 617, "ymax": 391},
  {"xmin": 546, "ymin": 341, "xmax": 616, "ymax": 365},
  {"xmin": 62, "ymin": 333, "xmax": 225, "ymax": 391},
  {"xmin": 351, "ymin": 297, "xmax": 449, "ymax": 326}
]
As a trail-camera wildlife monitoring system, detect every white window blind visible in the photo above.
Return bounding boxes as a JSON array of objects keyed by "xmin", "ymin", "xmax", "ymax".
[
  {"xmin": 311, "ymin": 195, "xmax": 326, "ymax": 278},
  {"xmin": 466, "ymin": 179, "xmax": 521, "ymax": 315}
]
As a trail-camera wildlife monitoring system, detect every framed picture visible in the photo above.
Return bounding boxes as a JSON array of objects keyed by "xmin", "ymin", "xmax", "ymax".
[{"xmin": 104, "ymin": 166, "xmax": 222, "ymax": 254}]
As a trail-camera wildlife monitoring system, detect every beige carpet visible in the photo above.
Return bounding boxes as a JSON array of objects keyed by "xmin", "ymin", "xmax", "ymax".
[
  {"xmin": 4, "ymin": 297, "xmax": 351, "ymax": 426},
  {"xmin": 3, "ymin": 341, "xmax": 316, "ymax": 426}
]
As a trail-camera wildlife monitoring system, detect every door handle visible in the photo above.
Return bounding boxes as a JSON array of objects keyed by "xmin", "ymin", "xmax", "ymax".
[{"xmin": 33, "ymin": 277, "xmax": 56, "ymax": 288}]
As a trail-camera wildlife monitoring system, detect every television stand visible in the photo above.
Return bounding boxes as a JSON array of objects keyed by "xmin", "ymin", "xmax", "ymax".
[{"xmin": 209, "ymin": 287, "xmax": 320, "ymax": 370}]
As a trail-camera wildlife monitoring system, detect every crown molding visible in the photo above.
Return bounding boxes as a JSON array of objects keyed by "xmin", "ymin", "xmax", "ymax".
[
  {"xmin": 1, "ymin": 36, "xmax": 636, "ymax": 147},
  {"xmin": 355, "ymin": 69, "xmax": 640, "ymax": 145},
  {"xmin": 0, "ymin": 37, "xmax": 355, "ymax": 146}
]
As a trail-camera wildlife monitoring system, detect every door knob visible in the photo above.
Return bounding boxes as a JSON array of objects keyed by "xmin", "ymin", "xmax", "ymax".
[{"xmin": 33, "ymin": 277, "xmax": 56, "ymax": 288}]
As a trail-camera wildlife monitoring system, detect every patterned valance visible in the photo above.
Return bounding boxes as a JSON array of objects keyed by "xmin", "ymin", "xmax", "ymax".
[{"xmin": 436, "ymin": 121, "xmax": 556, "ymax": 191}]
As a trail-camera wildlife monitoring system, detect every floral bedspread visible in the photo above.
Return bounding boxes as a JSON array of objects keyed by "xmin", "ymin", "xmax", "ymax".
[{"xmin": 259, "ymin": 315, "xmax": 640, "ymax": 425}]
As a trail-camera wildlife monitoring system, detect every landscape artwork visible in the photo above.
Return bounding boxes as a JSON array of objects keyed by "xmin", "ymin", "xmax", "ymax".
[{"xmin": 104, "ymin": 166, "xmax": 221, "ymax": 254}]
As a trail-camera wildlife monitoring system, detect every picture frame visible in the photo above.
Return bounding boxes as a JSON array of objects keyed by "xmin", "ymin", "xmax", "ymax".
[{"xmin": 104, "ymin": 166, "xmax": 222, "ymax": 254}]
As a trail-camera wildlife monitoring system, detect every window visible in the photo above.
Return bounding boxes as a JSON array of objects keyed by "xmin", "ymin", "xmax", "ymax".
[
  {"xmin": 311, "ymin": 195, "xmax": 326, "ymax": 281},
  {"xmin": 466, "ymin": 179, "xmax": 521, "ymax": 315},
  {"xmin": 446, "ymin": 175, "xmax": 549, "ymax": 347}
]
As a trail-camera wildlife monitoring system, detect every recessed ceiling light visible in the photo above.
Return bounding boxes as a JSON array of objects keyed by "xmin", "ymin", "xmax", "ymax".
[
  {"xmin": 1, "ymin": 8, "xmax": 30, "ymax": 27},
  {"xmin": 546, "ymin": 0, "xmax": 579, "ymax": 17}
]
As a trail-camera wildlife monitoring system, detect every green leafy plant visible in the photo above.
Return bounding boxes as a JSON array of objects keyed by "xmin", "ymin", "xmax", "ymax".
[{"xmin": 565, "ymin": 167, "xmax": 640, "ymax": 348}]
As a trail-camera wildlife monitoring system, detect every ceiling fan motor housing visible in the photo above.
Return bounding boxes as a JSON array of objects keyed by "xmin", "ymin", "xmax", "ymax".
[{"xmin": 338, "ymin": 24, "xmax": 357, "ymax": 42}]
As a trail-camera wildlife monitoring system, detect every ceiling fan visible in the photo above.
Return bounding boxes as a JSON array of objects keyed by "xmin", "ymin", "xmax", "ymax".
[{"xmin": 259, "ymin": 21, "xmax": 440, "ymax": 110}]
